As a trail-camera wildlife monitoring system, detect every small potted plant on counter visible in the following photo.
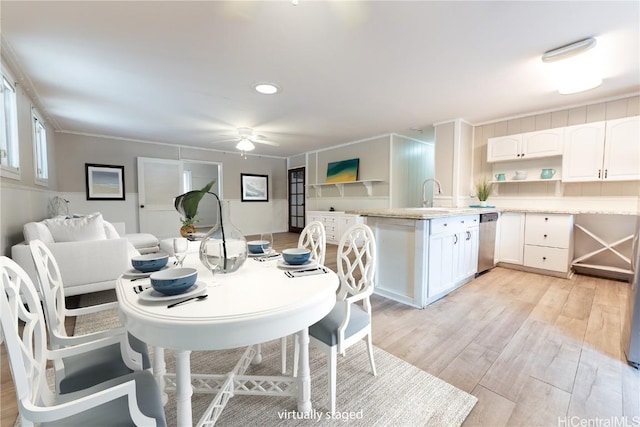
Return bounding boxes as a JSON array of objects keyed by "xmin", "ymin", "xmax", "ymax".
[{"xmin": 475, "ymin": 177, "xmax": 493, "ymax": 207}]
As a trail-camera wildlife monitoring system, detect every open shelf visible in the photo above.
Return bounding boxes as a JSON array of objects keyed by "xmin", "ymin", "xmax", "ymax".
[
  {"xmin": 307, "ymin": 179, "xmax": 384, "ymax": 197},
  {"xmin": 490, "ymin": 178, "xmax": 563, "ymax": 196}
]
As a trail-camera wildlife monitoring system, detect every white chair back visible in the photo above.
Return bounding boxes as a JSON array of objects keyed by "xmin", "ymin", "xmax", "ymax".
[
  {"xmin": 336, "ymin": 224, "xmax": 376, "ymax": 303},
  {"xmin": 298, "ymin": 221, "xmax": 326, "ymax": 265},
  {"xmin": 0, "ymin": 257, "xmax": 57, "ymax": 413},
  {"xmin": 29, "ymin": 239, "xmax": 70, "ymax": 342}
]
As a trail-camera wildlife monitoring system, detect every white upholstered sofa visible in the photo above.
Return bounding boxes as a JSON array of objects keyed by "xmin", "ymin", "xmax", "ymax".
[{"xmin": 11, "ymin": 213, "xmax": 157, "ymax": 296}]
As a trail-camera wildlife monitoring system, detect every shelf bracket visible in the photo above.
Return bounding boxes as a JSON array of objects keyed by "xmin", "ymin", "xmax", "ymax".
[
  {"xmin": 335, "ymin": 183, "xmax": 345, "ymax": 197},
  {"xmin": 362, "ymin": 181, "xmax": 374, "ymax": 196}
]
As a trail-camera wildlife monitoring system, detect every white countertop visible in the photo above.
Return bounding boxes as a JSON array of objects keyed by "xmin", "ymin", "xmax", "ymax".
[{"xmin": 347, "ymin": 207, "xmax": 638, "ymax": 219}]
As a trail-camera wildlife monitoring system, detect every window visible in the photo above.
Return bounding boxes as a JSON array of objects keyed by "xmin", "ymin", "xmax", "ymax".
[
  {"xmin": 32, "ymin": 107, "xmax": 48, "ymax": 185},
  {"xmin": 1, "ymin": 64, "xmax": 20, "ymax": 179}
]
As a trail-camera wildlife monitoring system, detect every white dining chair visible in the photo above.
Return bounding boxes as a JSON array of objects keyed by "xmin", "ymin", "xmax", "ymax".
[
  {"xmin": 295, "ymin": 223, "xmax": 377, "ymax": 413},
  {"xmin": 29, "ymin": 239, "xmax": 150, "ymax": 394},
  {"xmin": 0, "ymin": 256, "xmax": 167, "ymax": 427},
  {"xmin": 281, "ymin": 221, "xmax": 327, "ymax": 373}
]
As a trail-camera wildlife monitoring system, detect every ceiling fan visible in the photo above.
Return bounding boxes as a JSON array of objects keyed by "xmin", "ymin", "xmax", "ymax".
[{"xmin": 214, "ymin": 127, "xmax": 280, "ymax": 155}]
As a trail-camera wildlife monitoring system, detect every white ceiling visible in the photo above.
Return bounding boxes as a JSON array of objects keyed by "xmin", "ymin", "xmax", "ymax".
[{"xmin": 2, "ymin": 1, "xmax": 638, "ymax": 158}]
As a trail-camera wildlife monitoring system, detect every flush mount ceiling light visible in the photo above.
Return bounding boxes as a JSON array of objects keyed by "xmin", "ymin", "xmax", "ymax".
[
  {"xmin": 254, "ymin": 83, "xmax": 280, "ymax": 95},
  {"xmin": 542, "ymin": 37, "xmax": 602, "ymax": 95}
]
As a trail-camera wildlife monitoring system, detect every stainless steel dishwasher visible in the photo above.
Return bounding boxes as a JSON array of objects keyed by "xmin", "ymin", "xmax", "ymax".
[{"xmin": 477, "ymin": 212, "xmax": 499, "ymax": 274}]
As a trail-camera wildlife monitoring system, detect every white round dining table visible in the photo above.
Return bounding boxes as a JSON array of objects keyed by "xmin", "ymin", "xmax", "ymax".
[{"xmin": 116, "ymin": 252, "xmax": 338, "ymax": 427}]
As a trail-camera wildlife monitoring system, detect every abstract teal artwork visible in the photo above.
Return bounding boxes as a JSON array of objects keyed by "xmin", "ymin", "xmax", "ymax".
[{"xmin": 326, "ymin": 158, "xmax": 359, "ymax": 183}]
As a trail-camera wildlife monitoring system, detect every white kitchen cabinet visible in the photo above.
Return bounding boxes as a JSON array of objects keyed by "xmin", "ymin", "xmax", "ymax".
[
  {"xmin": 562, "ymin": 117, "xmax": 640, "ymax": 182},
  {"xmin": 306, "ymin": 211, "xmax": 363, "ymax": 245},
  {"xmin": 497, "ymin": 212, "xmax": 525, "ymax": 265},
  {"xmin": 523, "ymin": 213, "xmax": 573, "ymax": 274},
  {"xmin": 487, "ymin": 128, "xmax": 563, "ymax": 162},
  {"xmin": 604, "ymin": 116, "xmax": 640, "ymax": 181},
  {"xmin": 562, "ymin": 121, "xmax": 606, "ymax": 182},
  {"xmin": 428, "ymin": 215, "xmax": 479, "ymax": 300}
]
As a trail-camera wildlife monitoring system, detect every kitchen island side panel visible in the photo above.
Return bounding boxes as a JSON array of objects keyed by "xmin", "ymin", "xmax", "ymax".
[{"xmin": 365, "ymin": 216, "xmax": 429, "ymax": 308}]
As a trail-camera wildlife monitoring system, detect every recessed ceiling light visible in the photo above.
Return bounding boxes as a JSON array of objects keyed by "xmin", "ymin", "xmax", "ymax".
[{"xmin": 254, "ymin": 83, "xmax": 280, "ymax": 95}]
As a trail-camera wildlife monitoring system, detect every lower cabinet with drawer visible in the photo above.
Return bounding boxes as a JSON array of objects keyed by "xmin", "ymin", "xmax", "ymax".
[
  {"xmin": 498, "ymin": 212, "xmax": 574, "ymax": 278},
  {"xmin": 306, "ymin": 211, "xmax": 364, "ymax": 245}
]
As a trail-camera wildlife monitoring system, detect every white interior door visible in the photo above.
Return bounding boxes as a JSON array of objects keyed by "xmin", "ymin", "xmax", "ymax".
[{"xmin": 137, "ymin": 157, "xmax": 183, "ymax": 239}]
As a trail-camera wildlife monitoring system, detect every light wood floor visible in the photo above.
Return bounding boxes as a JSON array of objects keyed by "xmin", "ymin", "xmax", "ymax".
[{"xmin": 2, "ymin": 232, "xmax": 639, "ymax": 426}]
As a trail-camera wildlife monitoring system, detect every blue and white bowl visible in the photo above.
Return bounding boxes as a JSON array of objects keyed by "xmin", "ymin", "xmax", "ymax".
[
  {"xmin": 131, "ymin": 253, "xmax": 169, "ymax": 273},
  {"xmin": 247, "ymin": 240, "xmax": 270, "ymax": 254},
  {"xmin": 150, "ymin": 267, "xmax": 198, "ymax": 296},
  {"xmin": 282, "ymin": 248, "xmax": 311, "ymax": 265}
]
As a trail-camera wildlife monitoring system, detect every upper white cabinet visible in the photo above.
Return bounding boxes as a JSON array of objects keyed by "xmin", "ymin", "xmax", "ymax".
[
  {"xmin": 487, "ymin": 128, "xmax": 564, "ymax": 162},
  {"xmin": 604, "ymin": 116, "xmax": 640, "ymax": 181},
  {"xmin": 563, "ymin": 116, "xmax": 640, "ymax": 182}
]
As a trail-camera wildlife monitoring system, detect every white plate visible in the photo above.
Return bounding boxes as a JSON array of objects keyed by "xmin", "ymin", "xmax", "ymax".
[
  {"xmin": 277, "ymin": 260, "xmax": 316, "ymax": 270},
  {"xmin": 123, "ymin": 265, "xmax": 170, "ymax": 277},
  {"xmin": 138, "ymin": 281, "xmax": 206, "ymax": 302},
  {"xmin": 248, "ymin": 252, "xmax": 267, "ymax": 257}
]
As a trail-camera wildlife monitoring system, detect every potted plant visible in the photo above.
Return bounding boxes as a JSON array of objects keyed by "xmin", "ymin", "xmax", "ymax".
[
  {"xmin": 475, "ymin": 177, "xmax": 493, "ymax": 207},
  {"xmin": 174, "ymin": 180, "xmax": 215, "ymax": 236}
]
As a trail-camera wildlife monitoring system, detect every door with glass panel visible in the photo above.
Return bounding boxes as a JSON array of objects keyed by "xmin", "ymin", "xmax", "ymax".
[{"xmin": 288, "ymin": 167, "xmax": 305, "ymax": 233}]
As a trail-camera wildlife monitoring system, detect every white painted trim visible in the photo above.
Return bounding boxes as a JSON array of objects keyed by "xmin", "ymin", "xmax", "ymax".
[
  {"xmin": 473, "ymin": 92, "xmax": 640, "ymax": 127},
  {"xmin": 432, "ymin": 117, "xmax": 474, "ymax": 128}
]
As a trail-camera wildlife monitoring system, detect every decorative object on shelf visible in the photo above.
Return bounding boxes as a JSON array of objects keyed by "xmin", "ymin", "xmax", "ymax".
[
  {"xmin": 475, "ymin": 177, "xmax": 493, "ymax": 207},
  {"xmin": 174, "ymin": 180, "xmax": 216, "ymax": 236},
  {"xmin": 85, "ymin": 163, "xmax": 125, "ymax": 200},
  {"xmin": 240, "ymin": 173, "xmax": 269, "ymax": 202},
  {"xmin": 174, "ymin": 180, "xmax": 247, "ymax": 274},
  {"xmin": 326, "ymin": 158, "xmax": 359, "ymax": 183},
  {"xmin": 514, "ymin": 170, "xmax": 527, "ymax": 180},
  {"xmin": 540, "ymin": 168, "xmax": 556, "ymax": 179},
  {"xmin": 495, "ymin": 173, "xmax": 506, "ymax": 181}
]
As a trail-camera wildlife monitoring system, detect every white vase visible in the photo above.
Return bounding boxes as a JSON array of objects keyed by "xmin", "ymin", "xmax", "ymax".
[{"xmin": 479, "ymin": 201, "xmax": 488, "ymax": 207}]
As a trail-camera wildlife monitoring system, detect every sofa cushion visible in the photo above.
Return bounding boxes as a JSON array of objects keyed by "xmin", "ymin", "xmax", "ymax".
[
  {"xmin": 44, "ymin": 212, "xmax": 107, "ymax": 242},
  {"xmin": 103, "ymin": 221, "xmax": 120, "ymax": 239},
  {"xmin": 23, "ymin": 221, "xmax": 55, "ymax": 244}
]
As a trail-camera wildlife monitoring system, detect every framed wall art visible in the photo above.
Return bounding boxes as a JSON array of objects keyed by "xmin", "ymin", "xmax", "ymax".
[
  {"xmin": 326, "ymin": 158, "xmax": 359, "ymax": 183},
  {"xmin": 85, "ymin": 163, "xmax": 125, "ymax": 200},
  {"xmin": 241, "ymin": 173, "xmax": 269, "ymax": 202}
]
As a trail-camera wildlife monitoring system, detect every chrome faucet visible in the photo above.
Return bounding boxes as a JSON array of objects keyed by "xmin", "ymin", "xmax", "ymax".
[{"xmin": 422, "ymin": 178, "xmax": 442, "ymax": 207}]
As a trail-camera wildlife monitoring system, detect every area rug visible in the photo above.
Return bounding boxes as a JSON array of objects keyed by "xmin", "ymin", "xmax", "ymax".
[{"xmin": 74, "ymin": 290, "xmax": 477, "ymax": 426}]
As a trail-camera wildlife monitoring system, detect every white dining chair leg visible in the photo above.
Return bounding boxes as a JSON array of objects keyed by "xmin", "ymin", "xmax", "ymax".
[
  {"xmin": 328, "ymin": 346, "xmax": 337, "ymax": 414},
  {"xmin": 366, "ymin": 334, "xmax": 377, "ymax": 376},
  {"xmin": 281, "ymin": 337, "xmax": 287, "ymax": 373},
  {"xmin": 153, "ymin": 346, "xmax": 168, "ymax": 405},
  {"xmin": 174, "ymin": 350, "xmax": 193, "ymax": 427}
]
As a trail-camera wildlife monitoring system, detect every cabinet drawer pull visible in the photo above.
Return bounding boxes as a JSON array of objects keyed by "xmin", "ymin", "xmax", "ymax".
[
  {"xmin": 454, "ymin": 234, "xmax": 458, "ymax": 245},
  {"xmin": 598, "ymin": 169, "xmax": 601, "ymax": 178},
  {"xmin": 542, "ymin": 257, "xmax": 547, "ymax": 261},
  {"xmin": 521, "ymin": 153, "xmax": 525, "ymax": 157},
  {"xmin": 604, "ymin": 169, "xmax": 608, "ymax": 179},
  {"xmin": 543, "ymin": 234, "xmax": 548, "ymax": 238},
  {"xmin": 544, "ymin": 217, "xmax": 549, "ymax": 221},
  {"xmin": 516, "ymin": 153, "xmax": 521, "ymax": 157}
]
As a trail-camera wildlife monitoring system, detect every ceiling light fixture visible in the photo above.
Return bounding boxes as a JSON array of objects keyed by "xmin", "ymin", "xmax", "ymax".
[
  {"xmin": 542, "ymin": 37, "xmax": 602, "ymax": 95},
  {"xmin": 254, "ymin": 83, "xmax": 280, "ymax": 95},
  {"xmin": 236, "ymin": 138, "xmax": 255, "ymax": 153}
]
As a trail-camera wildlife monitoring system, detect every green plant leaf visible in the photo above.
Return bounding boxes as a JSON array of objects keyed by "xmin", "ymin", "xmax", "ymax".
[{"xmin": 174, "ymin": 180, "xmax": 215, "ymax": 220}]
